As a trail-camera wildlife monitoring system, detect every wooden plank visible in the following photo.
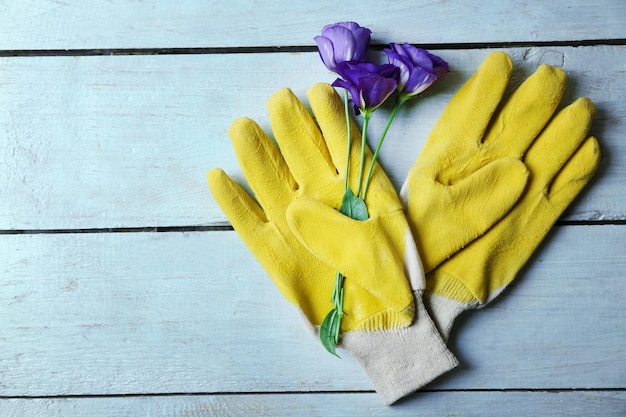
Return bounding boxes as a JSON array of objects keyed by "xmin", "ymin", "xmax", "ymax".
[
  {"xmin": 1, "ymin": 46, "xmax": 624, "ymax": 230},
  {"xmin": 0, "ymin": 225, "xmax": 624, "ymax": 396},
  {"xmin": 1, "ymin": 391, "xmax": 625, "ymax": 417},
  {"xmin": 0, "ymin": 1, "xmax": 624, "ymax": 50}
]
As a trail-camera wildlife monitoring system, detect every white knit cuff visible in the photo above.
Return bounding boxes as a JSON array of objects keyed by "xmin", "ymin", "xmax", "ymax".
[
  {"xmin": 342, "ymin": 294, "xmax": 458, "ymax": 405},
  {"xmin": 422, "ymin": 292, "xmax": 473, "ymax": 341}
]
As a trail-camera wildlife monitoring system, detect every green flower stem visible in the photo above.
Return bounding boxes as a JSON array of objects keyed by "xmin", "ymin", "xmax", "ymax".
[
  {"xmin": 343, "ymin": 89, "xmax": 352, "ymax": 192},
  {"xmin": 333, "ymin": 272, "xmax": 345, "ymax": 336},
  {"xmin": 361, "ymin": 97, "xmax": 407, "ymax": 201},
  {"xmin": 320, "ymin": 92, "xmax": 354, "ymax": 357},
  {"xmin": 355, "ymin": 110, "xmax": 372, "ymax": 198},
  {"xmin": 335, "ymin": 286, "xmax": 344, "ymax": 343},
  {"xmin": 320, "ymin": 271, "xmax": 345, "ymax": 357}
]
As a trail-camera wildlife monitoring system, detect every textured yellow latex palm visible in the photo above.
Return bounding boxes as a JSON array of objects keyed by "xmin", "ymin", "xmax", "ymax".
[
  {"xmin": 208, "ymin": 83, "xmax": 415, "ymax": 332},
  {"xmin": 427, "ymin": 83, "xmax": 601, "ymax": 305},
  {"xmin": 402, "ymin": 51, "xmax": 573, "ymax": 273}
]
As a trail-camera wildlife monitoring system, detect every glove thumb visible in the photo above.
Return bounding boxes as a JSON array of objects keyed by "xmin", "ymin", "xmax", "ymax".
[
  {"xmin": 286, "ymin": 197, "xmax": 365, "ymax": 277},
  {"xmin": 287, "ymin": 196, "xmax": 416, "ymax": 330},
  {"xmin": 403, "ymin": 158, "xmax": 529, "ymax": 272}
]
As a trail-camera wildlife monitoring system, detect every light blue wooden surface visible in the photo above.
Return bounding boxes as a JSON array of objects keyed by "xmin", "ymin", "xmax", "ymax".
[{"xmin": 1, "ymin": 1, "xmax": 625, "ymax": 416}]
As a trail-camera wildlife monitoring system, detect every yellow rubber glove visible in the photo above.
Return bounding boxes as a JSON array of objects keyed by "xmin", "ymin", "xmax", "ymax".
[
  {"xmin": 423, "ymin": 67, "xmax": 601, "ymax": 340},
  {"xmin": 401, "ymin": 51, "xmax": 564, "ymax": 273},
  {"xmin": 209, "ymin": 84, "xmax": 459, "ymax": 404},
  {"xmin": 208, "ymin": 84, "xmax": 419, "ymax": 334}
]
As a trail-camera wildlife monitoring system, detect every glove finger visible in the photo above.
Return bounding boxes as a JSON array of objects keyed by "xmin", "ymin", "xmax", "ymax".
[
  {"xmin": 228, "ymin": 117, "xmax": 297, "ymax": 211},
  {"xmin": 426, "ymin": 51, "xmax": 512, "ymax": 149},
  {"xmin": 208, "ymin": 168, "xmax": 268, "ymax": 236},
  {"xmin": 525, "ymin": 97, "xmax": 595, "ymax": 184},
  {"xmin": 267, "ymin": 88, "xmax": 338, "ymax": 188},
  {"xmin": 548, "ymin": 136, "xmax": 600, "ymax": 205},
  {"xmin": 307, "ymin": 83, "xmax": 364, "ymax": 181},
  {"xmin": 484, "ymin": 64, "xmax": 566, "ymax": 155},
  {"xmin": 409, "ymin": 158, "xmax": 529, "ymax": 272},
  {"xmin": 209, "ymin": 168, "xmax": 327, "ymax": 319}
]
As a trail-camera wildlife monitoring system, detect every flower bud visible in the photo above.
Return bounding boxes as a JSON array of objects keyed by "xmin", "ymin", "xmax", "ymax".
[{"xmin": 314, "ymin": 22, "xmax": 372, "ymax": 72}]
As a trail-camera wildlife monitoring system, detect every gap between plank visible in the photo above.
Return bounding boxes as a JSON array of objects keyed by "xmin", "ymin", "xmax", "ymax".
[
  {"xmin": 1, "ymin": 387, "xmax": 625, "ymax": 400},
  {"xmin": 0, "ymin": 225, "xmax": 233, "ymax": 235},
  {"xmin": 0, "ymin": 221, "xmax": 624, "ymax": 236},
  {"xmin": 0, "ymin": 38, "xmax": 624, "ymax": 57}
]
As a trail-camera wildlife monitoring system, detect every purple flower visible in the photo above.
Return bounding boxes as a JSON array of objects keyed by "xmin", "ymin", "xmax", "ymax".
[
  {"xmin": 384, "ymin": 43, "xmax": 449, "ymax": 98},
  {"xmin": 332, "ymin": 61, "xmax": 399, "ymax": 114},
  {"xmin": 314, "ymin": 22, "xmax": 372, "ymax": 72}
]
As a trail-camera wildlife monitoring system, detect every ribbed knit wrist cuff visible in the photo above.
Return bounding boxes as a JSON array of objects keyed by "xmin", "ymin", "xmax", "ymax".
[{"xmin": 342, "ymin": 295, "xmax": 458, "ymax": 405}]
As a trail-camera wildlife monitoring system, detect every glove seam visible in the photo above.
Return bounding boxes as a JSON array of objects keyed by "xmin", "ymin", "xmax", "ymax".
[
  {"xmin": 349, "ymin": 299, "xmax": 416, "ymax": 332},
  {"xmin": 426, "ymin": 268, "xmax": 482, "ymax": 305}
]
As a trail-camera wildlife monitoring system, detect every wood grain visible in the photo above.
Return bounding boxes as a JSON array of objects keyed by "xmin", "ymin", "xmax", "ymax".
[
  {"xmin": 1, "ymin": 46, "xmax": 624, "ymax": 230},
  {"xmin": 0, "ymin": 1, "xmax": 624, "ymax": 50},
  {"xmin": 1, "ymin": 225, "xmax": 624, "ymax": 396},
  {"xmin": 1, "ymin": 391, "xmax": 625, "ymax": 417},
  {"xmin": 1, "ymin": 1, "xmax": 624, "ymax": 414}
]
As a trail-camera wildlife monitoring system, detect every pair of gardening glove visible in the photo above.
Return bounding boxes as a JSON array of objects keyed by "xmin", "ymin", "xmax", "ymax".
[{"xmin": 208, "ymin": 51, "xmax": 600, "ymax": 404}]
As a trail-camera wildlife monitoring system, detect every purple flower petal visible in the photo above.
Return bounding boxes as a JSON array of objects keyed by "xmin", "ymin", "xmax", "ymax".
[
  {"xmin": 385, "ymin": 43, "xmax": 449, "ymax": 97},
  {"xmin": 351, "ymin": 27, "xmax": 372, "ymax": 61},
  {"xmin": 314, "ymin": 22, "xmax": 372, "ymax": 72},
  {"xmin": 314, "ymin": 35, "xmax": 338, "ymax": 71},
  {"xmin": 332, "ymin": 77, "xmax": 364, "ymax": 111},
  {"xmin": 361, "ymin": 76, "xmax": 398, "ymax": 110},
  {"xmin": 405, "ymin": 67, "xmax": 438, "ymax": 96},
  {"xmin": 322, "ymin": 26, "xmax": 355, "ymax": 65},
  {"xmin": 335, "ymin": 61, "xmax": 399, "ymax": 113}
]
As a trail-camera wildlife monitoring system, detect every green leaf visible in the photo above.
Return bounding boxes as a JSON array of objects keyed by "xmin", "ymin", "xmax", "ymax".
[
  {"xmin": 340, "ymin": 188, "xmax": 369, "ymax": 221},
  {"xmin": 320, "ymin": 309, "xmax": 340, "ymax": 357}
]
